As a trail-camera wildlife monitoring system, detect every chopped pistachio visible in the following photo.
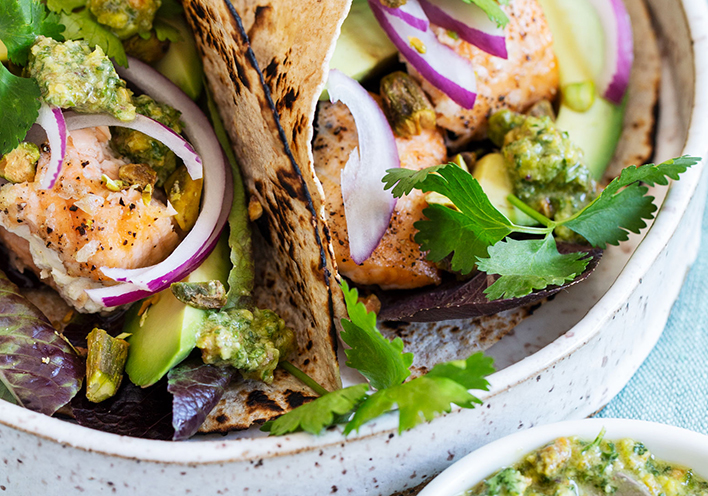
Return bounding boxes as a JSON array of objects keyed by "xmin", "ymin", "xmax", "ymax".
[
  {"xmin": 563, "ymin": 81, "xmax": 596, "ymax": 113},
  {"xmin": 447, "ymin": 30, "xmax": 459, "ymax": 40},
  {"xmin": 248, "ymin": 196, "xmax": 263, "ymax": 221},
  {"xmin": 101, "ymin": 174, "xmax": 126, "ymax": 192},
  {"xmin": 0, "ymin": 142, "xmax": 40, "ymax": 183},
  {"xmin": 86, "ymin": 328, "xmax": 129, "ymax": 403},
  {"xmin": 119, "ymin": 163, "xmax": 158, "ymax": 189},
  {"xmin": 408, "ymin": 36, "xmax": 426, "ymax": 54},
  {"xmin": 380, "ymin": 71, "xmax": 436, "ymax": 137},
  {"xmin": 379, "ymin": 0, "xmax": 407, "ymax": 7},
  {"xmin": 171, "ymin": 281, "xmax": 227, "ymax": 310},
  {"xmin": 527, "ymin": 99, "xmax": 557, "ymax": 120}
]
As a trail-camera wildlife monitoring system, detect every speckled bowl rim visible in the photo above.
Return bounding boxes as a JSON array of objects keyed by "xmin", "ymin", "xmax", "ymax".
[
  {"xmin": 1, "ymin": 0, "xmax": 708, "ymax": 467},
  {"xmin": 418, "ymin": 418, "xmax": 708, "ymax": 496}
]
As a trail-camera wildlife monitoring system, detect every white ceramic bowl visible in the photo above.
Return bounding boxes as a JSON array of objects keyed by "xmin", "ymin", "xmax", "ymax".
[
  {"xmin": 1, "ymin": 1, "xmax": 708, "ymax": 495},
  {"xmin": 419, "ymin": 418, "xmax": 708, "ymax": 496}
]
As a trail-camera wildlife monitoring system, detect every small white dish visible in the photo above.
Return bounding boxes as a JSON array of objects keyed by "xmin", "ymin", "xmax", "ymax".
[{"xmin": 419, "ymin": 418, "xmax": 708, "ymax": 496}]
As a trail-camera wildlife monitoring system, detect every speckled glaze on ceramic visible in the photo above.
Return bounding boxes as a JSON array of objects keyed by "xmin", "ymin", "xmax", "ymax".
[{"xmin": 1, "ymin": 1, "xmax": 708, "ymax": 495}]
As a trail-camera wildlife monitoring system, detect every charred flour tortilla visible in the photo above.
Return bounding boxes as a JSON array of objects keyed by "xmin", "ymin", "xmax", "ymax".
[
  {"xmin": 182, "ymin": 0, "xmax": 347, "ymax": 431},
  {"xmin": 184, "ymin": 0, "xmax": 660, "ymax": 426}
]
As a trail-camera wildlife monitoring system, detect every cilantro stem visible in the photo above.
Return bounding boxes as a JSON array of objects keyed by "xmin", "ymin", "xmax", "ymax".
[
  {"xmin": 506, "ymin": 194, "xmax": 556, "ymax": 229},
  {"xmin": 280, "ymin": 361, "xmax": 329, "ymax": 397}
]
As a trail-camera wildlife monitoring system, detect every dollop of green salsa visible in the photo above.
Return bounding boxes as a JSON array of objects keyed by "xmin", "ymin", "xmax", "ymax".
[
  {"xmin": 27, "ymin": 37, "xmax": 135, "ymax": 121},
  {"xmin": 88, "ymin": 0, "xmax": 162, "ymax": 40},
  {"xmin": 466, "ymin": 433, "xmax": 708, "ymax": 496},
  {"xmin": 110, "ymin": 94, "xmax": 184, "ymax": 185},
  {"xmin": 196, "ymin": 308, "xmax": 295, "ymax": 384},
  {"xmin": 489, "ymin": 109, "xmax": 597, "ymax": 238}
]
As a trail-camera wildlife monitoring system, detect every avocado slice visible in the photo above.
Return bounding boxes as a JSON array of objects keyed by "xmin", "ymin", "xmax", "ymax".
[
  {"xmin": 154, "ymin": 17, "xmax": 204, "ymax": 101},
  {"xmin": 124, "ymin": 235, "xmax": 230, "ymax": 387},
  {"xmin": 472, "ymin": 153, "xmax": 537, "ymax": 226},
  {"xmin": 321, "ymin": 0, "xmax": 398, "ymax": 99},
  {"xmin": 539, "ymin": 0, "xmax": 625, "ymax": 180}
]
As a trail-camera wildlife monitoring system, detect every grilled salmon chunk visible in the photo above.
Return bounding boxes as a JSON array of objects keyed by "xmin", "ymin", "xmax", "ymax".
[
  {"xmin": 409, "ymin": 0, "xmax": 559, "ymax": 147},
  {"xmin": 314, "ymin": 100, "xmax": 445, "ymax": 290}
]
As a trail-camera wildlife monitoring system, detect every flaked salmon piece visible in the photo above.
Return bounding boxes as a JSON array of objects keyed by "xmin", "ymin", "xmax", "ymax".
[
  {"xmin": 0, "ymin": 126, "xmax": 179, "ymax": 313},
  {"xmin": 314, "ymin": 101, "xmax": 444, "ymax": 290},
  {"xmin": 409, "ymin": 0, "xmax": 559, "ymax": 147}
]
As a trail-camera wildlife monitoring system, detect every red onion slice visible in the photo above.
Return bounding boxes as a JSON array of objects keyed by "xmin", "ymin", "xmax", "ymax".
[
  {"xmin": 380, "ymin": 0, "xmax": 429, "ymax": 31},
  {"xmin": 35, "ymin": 104, "xmax": 67, "ymax": 190},
  {"xmin": 587, "ymin": 0, "xmax": 633, "ymax": 104},
  {"xmin": 328, "ymin": 69, "xmax": 399, "ymax": 265},
  {"xmin": 369, "ymin": 0, "xmax": 478, "ymax": 109},
  {"xmin": 418, "ymin": 0, "xmax": 508, "ymax": 59},
  {"xmin": 64, "ymin": 113, "xmax": 203, "ymax": 181},
  {"xmin": 79, "ymin": 57, "xmax": 229, "ymax": 300}
]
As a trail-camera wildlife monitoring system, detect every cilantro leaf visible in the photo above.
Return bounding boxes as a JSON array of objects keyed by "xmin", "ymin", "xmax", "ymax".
[
  {"xmin": 476, "ymin": 235, "xmax": 590, "ymax": 300},
  {"xmin": 386, "ymin": 163, "xmax": 517, "ymax": 273},
  {"xmin": 46, "ymin": 0, "xmax": 86, "ymax": 14},
  {"xmin": 59, "ymin": 10, "xmax": 127, "ymax": 66},
  {"xmin": 561, "ymin": 156, "xmax": 700, "ymax": 248},
  {"xmin": 0, "ymin": 0, "xmax": 64, "ymax": 65},
  {"xmin": 260, "ymin": 384, "xmax": 369, "ymax": 436},
  {"xmin": 0, "ymin": 64, "xmax": 41, "ymax": 156},
  {"xmin": 340, "ymin": 280, "xmax": 412, "ymax": 390},
  {"xmin": 382, "ymin": 164, "xmax": 447, "ymax": 198},
  {"xmin": 427, "ymin": 352, "xmax": 494, "ymax": 390},
  {"xmin": 344, "ymin": 356, "xmax": 491, "ymax": 435},
  {"xmin": 461, "ymin": 0, "xmax": 509, "ymax": 28}
]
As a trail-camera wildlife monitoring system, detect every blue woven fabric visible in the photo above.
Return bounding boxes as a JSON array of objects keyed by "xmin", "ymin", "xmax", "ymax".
[{"xmin": 595, "ymin": 202, "xmax": 708, "ymax": 433}]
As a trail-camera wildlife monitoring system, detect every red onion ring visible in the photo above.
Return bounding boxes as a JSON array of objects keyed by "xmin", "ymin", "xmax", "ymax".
[
  {"xmin": 34, "ymin": 104, "xmax": 67, "ymax": 190},
  {"xmin": 84, "ymin": 162, "xmax": 233, "ymax": 307},
  {"xmin": 380, "ymin": 0, "xmax": 429, "ymax": 31},
  {"xmin": 418, "ymin": 0, "xmax": 508, "ymax": 59},
  {"xmin": 587, "ymin": 0, "xmax": 633, "ymax": 104},
  {"xmin": 64, "ymin": 113, "xmax": 203, "ymax": 181},
  {"xmin": 369, "ymin": 0, "xmax": 478, "ymax": 109},
  {"xmin": 78, "ymin": 57, "xmax": 230, "ymax": 304},
  {"xmin": 328, "ymin": 69, "xmax": 399, "ymax": 265}
]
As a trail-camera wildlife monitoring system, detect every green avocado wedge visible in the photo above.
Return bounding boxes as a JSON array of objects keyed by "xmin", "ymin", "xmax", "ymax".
[
  {"xmin": 472, "ymin": 153, "xmax": 537, "ymax": 226},
  {"xmin": 155, "ymin": 17, "xmax": 204, "ymax": 100},
  {"xmin": 124, "ymin": 235, "xmax": 231, "ymax": 387},
  {"xmin": 539, "ymin": 0, "xmax": 625, "ymax": 180}
]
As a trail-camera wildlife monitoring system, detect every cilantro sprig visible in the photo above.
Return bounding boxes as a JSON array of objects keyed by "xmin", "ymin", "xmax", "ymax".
[
  {"xmin": 262, "ymin": 281, "xmax": 495, "ymax": 436},
  {"xmin": 383, "ymin": 155, "xmax": 699, "ymax": 300},
  {"xmin": 0, "ymin": 0, "xmax": 65, "ymax": 155}
]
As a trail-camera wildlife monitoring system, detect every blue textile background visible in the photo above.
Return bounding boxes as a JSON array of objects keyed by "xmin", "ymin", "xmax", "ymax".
[{"xmin": 595, "ymin": 201, "xmax": 708, "ymax": 433}]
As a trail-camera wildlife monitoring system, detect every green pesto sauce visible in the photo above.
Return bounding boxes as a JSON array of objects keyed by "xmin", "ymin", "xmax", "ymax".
[
  {"xmin": 88, "ymin": 0, "xmax": 162, "ymax": 40},
  {"xmin": 465, "ymin": 435, "xmax": 708, "ymax": 496},
  {"xmin": 27, "ymin": 37, "xmax": 135, "ymax": 121},
  {"xmin": 489, "ymin": 109, "xmax": 597, "ymax": 239},
  {"xmin": 196, "ymin": 308, "xmax": 295, "ymax": 384},
  {"xmin": 110, "ymin": 94, "xmax": 184, "ymax": 186}
]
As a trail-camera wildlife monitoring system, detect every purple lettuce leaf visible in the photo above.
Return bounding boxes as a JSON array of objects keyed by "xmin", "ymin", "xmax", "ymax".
[
  {"xmin": 71, "ymin": 379, "xmax": 174, "ymax": 440},
  {"xmin": 0, "ymin": 270, "xmax": 84, "ymax": 415},
  {"xmin": 168, "ymin": 359, "xmax": 236, "ymax": 441},
  {"xmin": 377, "ymin": 243, "xmax": 602, "ymax": 322}
]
